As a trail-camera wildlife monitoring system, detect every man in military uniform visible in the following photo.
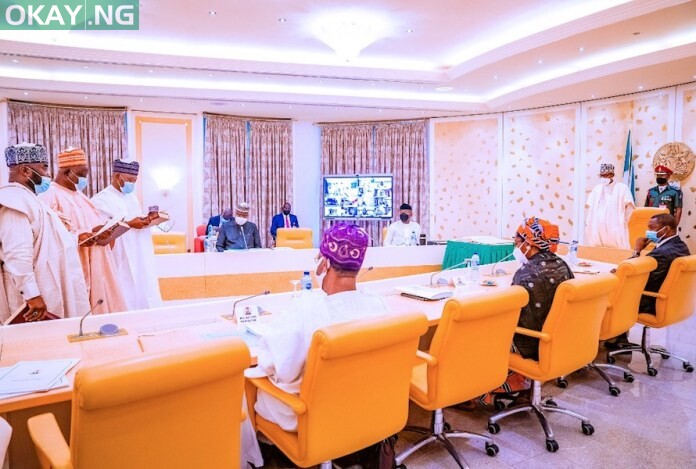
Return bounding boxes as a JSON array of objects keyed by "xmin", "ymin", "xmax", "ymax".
[{"xmin": 645, "ymin": 165, "xmax": 683, "ymax": 226}]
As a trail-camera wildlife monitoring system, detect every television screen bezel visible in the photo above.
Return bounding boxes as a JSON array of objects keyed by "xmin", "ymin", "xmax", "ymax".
[{"xmin": 322, "ymin": 174, "xmax": 394, "ymax": 220}]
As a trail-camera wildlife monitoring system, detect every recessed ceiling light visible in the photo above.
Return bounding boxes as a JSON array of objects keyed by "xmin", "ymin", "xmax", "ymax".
[
  {"xmin": 139, "ymin": 98, "xmax": 143, "ymax": 102},
  {"xmin": 83, "ymin": 65, "xmax": 89, "ymax": 69},
  {"xmin": 148, "ymin": 69, "xmax": 153, "ymax": 73},
  {"xmin": 208, "ymin": 10, "xmax": 216, "ymax": 16},
  {"xmin": 11, "ymin": 59, "xmax": 19, "ymax": 63},
  {"xmin": 23, "ymin": 92, "xmax": 28, "ymax": 96},
  {"xmin": 288, "ymin": 105, "xmax": 292, "ymax": 109},
  {"xmin": 208, "ymin": 73, "xmax": 213, "ymax": 77},
  {"xmin": 419, "ymin": 85, "xmax": 424, "ymax": 90},
  {"xmin": 638, "ymin": 85, "xmax": 644, "ymax": 90},
  {"xmin": 591, "ymin": 94, "xmax": 595, "ymax": 98},
  {"xmin": 493, "ymin": 75, "xmax": 498, "ymax": 80},
  {"xmin": 692, "ymin": 75, "xmax": 696, "ymax": 79},
  {"xmin": 378, "ymin": 109, "xmax": 382, "ymax": 112},
  {"xmin": 435, "ymin": 86, "xmax": 454, "ymax": 92},
  {"xmin": 84, "ymin": 96, "xmax": 88, "ymax": 100},
  {"xmin": 241, "ymin": 103, "xmax": 245, "ymax": 107},
  {"xmin": 278, "ymin": 17, "xmax": 287, "ymax": 23},
  {"xmin": 406, "ymin": 28, "xmax": 413, "ymax": 33},
  {"xmin": 537, "ymin": 59, "xmax": 543, "ymax": 64},
  {"xmin": 579, "ymin": 47, "xmax": 584, "ymax": 52}
]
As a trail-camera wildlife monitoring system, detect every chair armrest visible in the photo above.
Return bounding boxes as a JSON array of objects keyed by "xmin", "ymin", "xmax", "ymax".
[
  {"xmin": 246, "ymin": 377, "xmax": 308, "ymax": 415},
  {"xmin": 515, "ymin": 327, "xmax": 551, "ymax": 342},
  {"xmin": 26, "ymin": 413, "xmax": 73, "ymax": 469},
  {"xmin": 641, "ymin": 291, "xmax": 667, "ymax": 299},
  {"xmin": 415, "ymin": 350, "xmax": 438, "ymax": 366}
]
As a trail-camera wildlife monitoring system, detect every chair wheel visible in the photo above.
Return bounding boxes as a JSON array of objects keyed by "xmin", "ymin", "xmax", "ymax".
[
  {"xmin": 660, "ymin": 353, "xmax": 670, "ymax": 360},
  {"xmin": 485, "ymin": 442, "xmax": 499, "ymax": 456},
  {"xmin": 647, "ymin": 367, "xmax": 658, "ymax": 377},
  {"xmin": 683, "ymin": 363, "xmax": 694, "ymax": 372},
  {"xmin": 487, "ymin": 422, "xmax": 500, "ymax": 434},
  {"xmin": 545, "ymin": 399, "xmax": 557, "ymax": 407},
  {"xmin": 545, "ymin": 439, "xmax": 559, "ymax": 452},
  {"xmin": 493, "ymin": 398, "xmax": 507, "ymax": 410},
  {"xmin": 606, "ymin": 355, "xmax": 616, "ymax": 364},
  {"xmin": 443, "ymin": 422, "xmax": 451, "ymax": 432},
  {"xmin": 609, "ymin": 386, "xmax": 620, "ymax": 397},
  {"xmin": 623, "ymin": 372, "xmax": 634, "ymax": 383},
  {"xmin": 556, "ymin": 378, "xmax": 568, "ymax": 388},
  {"xmin": 581, "ymin": 422, "xmax": 595, "ymax": 435}
]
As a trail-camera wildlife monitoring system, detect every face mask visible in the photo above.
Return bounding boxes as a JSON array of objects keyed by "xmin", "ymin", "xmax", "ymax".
[
  {"xmin": 236, "ymin": 217, "xmax": 247, "ymax": 226},
  {"xmin": 69, "ymin": 171, "xmax": 88, "ymax": 191},
  {"xmin": 315, "ymin": 259, "xmax": 329, "ymax": 289},
  {"xmin": 220, "ymin": 217, "xmax": 230, "ymax": 224},
  {"xmin": 118, "ymin": 176, "xmax": 135, "ymax": 194},
  {"xmin": 400, "ymin": 213, "xmax": 410, "ymax": 222},
  {"xmin": 28, "ymin": 168, "xmax": 51, "ymax": 195},
  {"xmin": 600, "ymin": 178, "xmax": 612, "ymax": 186},
  {"xmin": 513, "ymin": 245, "xmax": 529, "ymax": 264},
  {"xmin": 645, "ymin": 226, "xmax": 667, "ymax": 243},
  {"xmin": 656, "ymin": 177, "xmax": 668, "ymax": 185},
  {"xmin": 282, "ymin": 209, "xmax": 291, "ymax": 216}
]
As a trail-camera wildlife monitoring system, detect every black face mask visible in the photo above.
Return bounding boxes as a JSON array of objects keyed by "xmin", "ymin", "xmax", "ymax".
[
  {"xmin": 656, "ymin": 177, "xmax": 668, "ymax": 185},
  {"xmin": 282, "ymin": 209, "xmax": 291, "ymax": 216},
  {"xmin": 400, "ymin": 213, "xmax": 409, "ymax": 222}
]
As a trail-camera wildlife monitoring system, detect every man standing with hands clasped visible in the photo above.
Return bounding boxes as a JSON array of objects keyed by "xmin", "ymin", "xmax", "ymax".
[{"xmin": 384, "ymin": 203, "xmax": 421, "ymax": 246}]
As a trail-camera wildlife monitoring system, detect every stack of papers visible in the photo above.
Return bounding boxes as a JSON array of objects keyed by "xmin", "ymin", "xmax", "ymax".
[
  {"xmin": 0, "ymin": 358, "xmax": 79, "ymax": 400},
  {"xmin": 396, "ymin": 285, "xmax": 454, "ymax": 301}
]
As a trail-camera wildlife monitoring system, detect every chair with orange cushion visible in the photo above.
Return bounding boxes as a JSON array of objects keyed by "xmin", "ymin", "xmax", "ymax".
[
  {"xmin": 194, "ymin": 224, "xmax": 207, "ymax": 252},
  {"xmin": 245, "ymin": 312, "xmax": 428, "ymax": 468},
  {"xmin": 275, "ymin": 228, "xmax": 313, "ymax": 249},
  {"xmin": 27, "ymin": 339, "xmax": 250, "ymax": 469},
  {"xmin": 607, "ymin": 254, "xmax": 696, "ymax": 376},
  {"xmin": 628, "ymin": 207, "xmax": 668, "ymax": 250},
  {"xmin": 396, "ymin": 287, "xmax": 528, "ymax": 468},
  {"xmin": 488, "ymin": 274, "xmax": 618, "ymax": 452},
  {"xmin": 152, "ymin": 231, "xmax": 187, "ymax": 254}
]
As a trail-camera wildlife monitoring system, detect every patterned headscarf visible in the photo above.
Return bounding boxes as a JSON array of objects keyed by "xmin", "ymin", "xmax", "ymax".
[
  {"xmin": 57, "ymin": 148, "xmax": 87, "ymax": 168},
  {"xmin": 5, "ymin": 143, "xmax": 48, "ymax": 167},
  {"xmin": 319, "ymin": 223, "xmax": 368, "ymax": 271},
  {"xmin": 516, "ymin": 217, "xmax": 560, "ymax": 253}
]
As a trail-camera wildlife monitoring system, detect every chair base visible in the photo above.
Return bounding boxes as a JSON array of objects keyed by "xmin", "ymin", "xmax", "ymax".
[
  {"xmin": 607, "ymin": 325, "xmax": 694, "ymax": 376},
  {"xmin": 488, "ymin": 380, "xmax": 594, "ymax": 452},
  {"xmin": 556, "ymin": 361, "xmax": 635, "ymax": 396},
  {"xmin": 396, "ymin": 408, "xmax": 498, "ymax": 469}
]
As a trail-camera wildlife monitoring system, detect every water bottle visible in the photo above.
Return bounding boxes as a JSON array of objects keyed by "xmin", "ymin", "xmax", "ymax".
[
  {"xmin": 470, "ymin": 253, "xmax": 480, "ymax": 283},
  {"xmin": 205, "ymin": 226, "xmax": 216, "ymax": 252},
  {"xmin": 301, "ymin": 271, "xmax": 312, "ymax": 292},
  {"xmin": 410, "ymin": 231, "xmax": 417, "ymax": 246},
  {"xmin": 568, "ymin": 241, "xmax": 579, "ymax": 266}
]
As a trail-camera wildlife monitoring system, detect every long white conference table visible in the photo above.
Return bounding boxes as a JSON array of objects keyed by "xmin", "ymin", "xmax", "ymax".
[{"xmin": 1, "ymin": 255, "xmax": 617, "ymax": 468}]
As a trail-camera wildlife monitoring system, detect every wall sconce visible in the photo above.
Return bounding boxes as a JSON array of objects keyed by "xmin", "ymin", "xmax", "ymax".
[{"xmin": 151, "ymin": 166, "xmax": 181, "ymax": 197}]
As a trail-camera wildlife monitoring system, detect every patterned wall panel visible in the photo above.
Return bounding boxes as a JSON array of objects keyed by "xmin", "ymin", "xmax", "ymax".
[
  {"xmin": 679, "ymin": 86, "xmax": 696, "ymax": 252},
  {"xmin": 501, "ymin": 109, "xmax": 577, "ymax": 241},
  {"xmin": 432, "ymin": 118, "xmax": 499, "ymax": 240}
]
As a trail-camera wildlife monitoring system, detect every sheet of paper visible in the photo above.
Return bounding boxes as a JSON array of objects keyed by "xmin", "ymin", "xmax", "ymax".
[{"xmin": 0, "ymin": 359, "xmax": 79, "ymax": 394}]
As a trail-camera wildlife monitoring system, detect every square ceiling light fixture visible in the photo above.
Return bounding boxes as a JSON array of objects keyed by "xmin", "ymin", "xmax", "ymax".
[{"xmin": 311, "ymin": 10, "xmax": 391, "ymax": 61}]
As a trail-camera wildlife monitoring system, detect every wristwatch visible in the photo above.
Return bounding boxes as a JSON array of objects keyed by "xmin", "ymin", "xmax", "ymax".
[{"xmin": 632, "ymin": 250, "xmax": 641, "ymax": 258}]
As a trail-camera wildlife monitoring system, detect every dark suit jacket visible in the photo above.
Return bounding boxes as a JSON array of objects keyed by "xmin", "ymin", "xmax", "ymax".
[
  {"xmin": 270, "ymin": 213, "xmax": 299, "ymax": 238},
  {"xmin": 640, "ymin": 235, "xmax": 690, "ymax": 314},
  {"xmin": 216, "ymin": 218, "xmax": 262, "ymax": 250},
  {"xmin": 206, "ymin": 215, "xmax": 221, "ymax": 235}
]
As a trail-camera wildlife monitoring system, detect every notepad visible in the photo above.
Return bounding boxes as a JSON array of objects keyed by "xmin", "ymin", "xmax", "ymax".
[
  {"xmin": 396, "ymin": 285, "xmax": 454, "ymax": 301},
  {"xmin": 0, "ymin": 359, "xmax": 79, "ymax": 394}
]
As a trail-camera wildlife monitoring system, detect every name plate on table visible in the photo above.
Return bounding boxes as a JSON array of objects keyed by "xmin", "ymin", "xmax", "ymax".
[{"xmin": 236, "ymin": 305, "xmax": 261, "ymax": 325}]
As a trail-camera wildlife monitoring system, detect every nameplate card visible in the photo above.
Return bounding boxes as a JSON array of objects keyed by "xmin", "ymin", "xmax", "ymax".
[{"xmin": 236, "ymin": 304, "xmax": 261, "ymax": 325}]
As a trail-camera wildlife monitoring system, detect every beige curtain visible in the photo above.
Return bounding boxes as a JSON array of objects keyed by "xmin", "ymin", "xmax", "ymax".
[
  {"xmin": 7, "ymin": 100, "xmax": 127, "ymax": 197},
  {"xmin": 320, "ymin": 124, "xmax": 382, "ymax": 244},
  {"xmin": 202, "ymin": 114, "xmax": 247, "ymax": 224},
  {"xmin": 248, "ymin": 120, "xmax": 293, "ymax": 247},
  {"xmin": 374, "ymin": 120, "xmax": 429, "ymax": 237}
]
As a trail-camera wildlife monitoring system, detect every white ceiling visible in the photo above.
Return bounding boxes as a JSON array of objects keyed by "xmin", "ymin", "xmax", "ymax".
[{"xmin": 0, "ymin": 0, "xmax": 695, "ymax": 122}]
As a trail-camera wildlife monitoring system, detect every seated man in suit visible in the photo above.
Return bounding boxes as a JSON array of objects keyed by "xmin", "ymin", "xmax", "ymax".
[
  {"xmin": 206, "ymin": 208, "xmax": 234, "ymax": 235},
  {"xmin": 270, "ymin": 202, "xmax": 299, "ymax": 240},
  {"xmin": 216, "ymin": 202, "xmax": 262, "ymax": 250}
]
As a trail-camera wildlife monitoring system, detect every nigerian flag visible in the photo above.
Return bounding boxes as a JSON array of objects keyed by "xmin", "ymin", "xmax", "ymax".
[{"xmin": 623, "ymin": 131, "xmax": 635, "ymax": 200}]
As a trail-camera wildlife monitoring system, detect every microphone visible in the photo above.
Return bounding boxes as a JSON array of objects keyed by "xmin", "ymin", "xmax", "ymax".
[
  {"xmin": 78, "ymin": 299, "xmax": 104, "ymax": 337},
  {"xmin": 356, "ymin": 266, "xmax": 374, "ymax": 282},
  {"xmin": 488, "ymin": 251, "xmax": 516, "ymax": 277},
  {"xmin": 240, "ymin": 225, "xmax": 249, "ymax": 250},
  {"xmin": 430, "ymin": 258, "xmax": 473, "ymax": 286},
  {"xmin": 232, "ymin": 291, "xmax": 270, "ymax": 318}
]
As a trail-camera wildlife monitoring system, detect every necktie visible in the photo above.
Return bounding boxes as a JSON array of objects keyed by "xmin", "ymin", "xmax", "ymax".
[{"xmin": 285, "ymin": 215, "xmax": 290, "ymax": 228}]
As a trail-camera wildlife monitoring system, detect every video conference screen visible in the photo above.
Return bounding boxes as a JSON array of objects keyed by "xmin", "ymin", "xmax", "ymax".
[{"xmin": 323, "ymin": 175, "xmax": 393, "ymax": 220}]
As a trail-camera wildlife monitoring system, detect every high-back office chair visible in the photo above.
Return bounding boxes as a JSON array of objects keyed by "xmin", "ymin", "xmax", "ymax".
[
  {"xmin": 246, "ymin": 313, "xmax": 428, "ymax": 468},
  {"xmin": 27, "ymin": 339, "xmax": 251, "ymax": 469},
  {"xmin": 382, "ymin": 226, "xmax": 388, "ymax": 244},
  {"xmin": 152, "ymin": 231, "xmax": 187, "ymax": 254},
  {"xmin": 275, "ymin": 228, "xmax": 313, "ymax": 248},
  {"xmin": 608, "ymin": 255, "xmax": 696, "ymax": 376},
  {"xmin": 194, "ymin": 224, "xmax": 206, "ymax": 252},
  {"xmin": 396, "ymin": 287, "xmax": 528, "ymax": 468},
  {"xmin": 628, "ymin": 207, "xmax": 668, "ymax": 249},
  {"xmin": 488, "ymin": 274, "xmax": 618, "ymax": 452}
]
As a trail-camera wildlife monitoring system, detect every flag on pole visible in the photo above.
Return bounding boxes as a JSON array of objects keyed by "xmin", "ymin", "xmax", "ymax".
[{"xmin": 623, "ymin": 131, "xmax": 635, "ymax": 200}]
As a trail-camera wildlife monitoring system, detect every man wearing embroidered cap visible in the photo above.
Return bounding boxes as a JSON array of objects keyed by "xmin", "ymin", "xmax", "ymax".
[
  {"xmin": 645, "ymin": 165, "xmax": 683, "ymax": 225},
  {"xmin": 40, "ymin": 148, "xmax": 128, "ymax": 315},
  {"xmin": 216, "ymin": 201, "xmax": 262, "ymax": 250},
  {"xmin": 253, "ymin": 223, "xmax": 389, "ymax": 430},
  {"xmin": 0, "ymin": 143, "xmax": 89, "ymax": 322},
  {"xmin": 91, "ymin": 159, "xmax": 163, "ymax": 309},
  {"xmin": 585, "ymin": 162, "xmax": 635, "ymax": 248}
]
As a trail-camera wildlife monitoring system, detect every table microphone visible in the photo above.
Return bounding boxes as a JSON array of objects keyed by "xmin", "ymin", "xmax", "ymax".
[
  {"xmin": 356, "ymin": 266, "xmax": 374, "ymax": 282},
  {"xmin": 429, "ymin": 258, "xmax": 473, "ymax": 286},
  {"xmin": 78, "ymin": 299, "xmax": 104, "ymax": 337},
  {"xmin": 232, "ymin": 291, "xmax": 270, "ymax": 317},
  {"xmin": 488, "ymin": 251, "xmax": 517, "ymax": 277}
]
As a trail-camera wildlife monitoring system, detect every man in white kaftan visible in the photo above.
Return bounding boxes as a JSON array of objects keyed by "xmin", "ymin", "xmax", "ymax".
[
  {"xmin": 91, "ymin": 160, "xmax": 162, "ymax": 310},
  {"xmin": 585, "ymin": 163, "xmax": 635, "ymax": 249},
  {"xmin": 251, "ymin": 223, "xmax": 389, "ymax": 431},
  {"xmin": 0, "ymin": 144, "xmax": 89, "ymax": 322}
]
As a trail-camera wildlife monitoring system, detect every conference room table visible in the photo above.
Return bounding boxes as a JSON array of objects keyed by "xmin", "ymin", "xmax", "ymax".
[
  {"xmin": 442, "ymin": 239, "xmax": 514, "ymax": 269},
  {"xmin": 0, "ymin": 256, "xmax": 617, "ymax": 468}
]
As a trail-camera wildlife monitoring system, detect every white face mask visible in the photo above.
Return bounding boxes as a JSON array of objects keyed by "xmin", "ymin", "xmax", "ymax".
[
  {"xmin": 315, "ymin": 258, "xmax": 330, "ymax": 289},
  {"xmin": 235, "ymin": 217, "xmax": 247, "ymax": 226},
  {"xmin": 513, "ymin": 245, "xmax": 529, "ymax": 264},
  {"xmin": 600, "ymin": 178, "xmax": 612, "ymax": 186}
]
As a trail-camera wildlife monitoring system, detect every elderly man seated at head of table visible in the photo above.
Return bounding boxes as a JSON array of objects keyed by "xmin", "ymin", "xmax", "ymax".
[
  {"xmin": 216, "ymin": 202, "xmax": 262, "ymax": 250},
  {"xmin": 251, "ymin": 223, "xmax": 389, "ymax": 431}
]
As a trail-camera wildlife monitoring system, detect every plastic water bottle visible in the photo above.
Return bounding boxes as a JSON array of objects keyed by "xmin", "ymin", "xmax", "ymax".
[
  {"xmin": 568, "ymin": 241, "xmax": 579, "ymax": 266},
  {"xmin": 471, "ymin": 253, "xmax": 480, "ymax": 283},
  {"xmin": 204, "ymin": 226, "xmax": 215, "ymax": 252},
  {"xmin": 410, "ymin": 231, "xmax": 417, "ymax": 246},
  {"xmin": 301, "ymin": 271, "xmax": 312, "ymax": 292}
]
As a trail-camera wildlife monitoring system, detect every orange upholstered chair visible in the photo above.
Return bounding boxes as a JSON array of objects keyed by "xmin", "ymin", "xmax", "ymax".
[
  {"xmin": 628, "ymin": 207, "xmax": 668, "ymax": 250},
  {"xmin": 152, "ymin": 231, "xmax": 187, "ymax": 254},
  {"xmin": 488, "ymin": 274, "xmax": 618, "ymax": 452},
  {"xmin": 275, "ymin": 228, "xmax": 313, "ymax": 248},
  {"xmin": 194, "ymin": 224, "xmax": 207, "ymax": 252},
  {"xmin": 246, "ymin": 312, "xmax": 428, "ymax": 468},
  {"xmin": 396, "ymin": 287, "xmax": 528, "ymax": 467},
  {"xmin": 27, "ymin": 339, "xmax": 250, "ymax": 469},
  {"xmin": 607, "ymin": 254, "xmax": 696, "ymax": 376}
]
